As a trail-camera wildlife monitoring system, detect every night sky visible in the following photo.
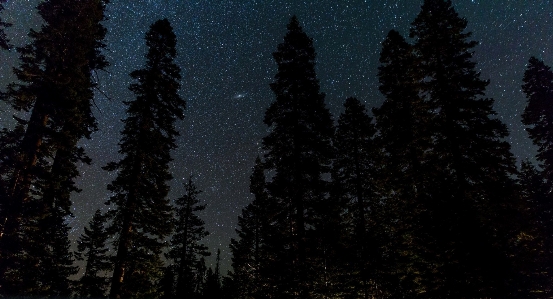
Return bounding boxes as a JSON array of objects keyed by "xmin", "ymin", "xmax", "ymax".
[{"xmin": 0, "ymin": 0, "xmax": 551, "ymax": 273}]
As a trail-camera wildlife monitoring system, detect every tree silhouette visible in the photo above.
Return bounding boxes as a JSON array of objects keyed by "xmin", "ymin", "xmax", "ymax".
[
  {"xmin": 333, "ymin": 97, "xmax": 381, "ymax": 298},
  {"xmin": 408, "ymin": 0, "xmax": 519, "ymax": 297},
  {"xmin": 203, "ymin": 249, "xmax": 222, "ymax": 299},
  {"xmin": 104, "ymin": 18, "xmax": 184, "ymax": 299},
  {"xmin": 262, "ymin": 15, "xmax": 334, "ymax": 299},
  {"xmin": 521, "ymin": 56, "xmax": 553, "ymax": 295},
  {"xmin": 167, "ymin": 176, "xmax": 210, "ymax": 299},
  {"xmin": 373, "ymin": 29, "xmax": 434, "ymax": 297},
  {"xmin": 229, "ymin": 157, "xmax": 274, "ymax": 299},
  {"xmin": 0, "ymin": 0, "xmax": 108, "ymax": 295},
  {"xmin": 76, "ymin": 210, "xmax": 112, "ymax": 298}
]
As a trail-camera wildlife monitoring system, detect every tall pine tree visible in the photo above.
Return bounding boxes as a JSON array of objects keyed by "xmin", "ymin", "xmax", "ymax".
[
  {"xmin": 262, "ymin": 16, "xmax": 334, "ymax": 299},
  {"xmin": 103, "ymin": 18, "xmax": 184, "ymax": 299},
  {"xmin": 166, "ymin": 176, "xmax": 210, "ymax": 299},
  {"xmin": 0, "ymin": 0, "xmax": 108, "ymax": 296},
  {"xmin": 373, "ymin": 29, "xmax": 434, "ymax": 297},
  {"xmin": 408, "ymin": 0, "xmax": 519, "ymax": 297},
  {"xmin": 332, "ymin": 97, "xmax": 380, "ymax": 298}
]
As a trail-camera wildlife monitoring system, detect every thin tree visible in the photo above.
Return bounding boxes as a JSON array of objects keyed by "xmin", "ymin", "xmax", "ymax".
[
  {"xmin": 0, "ymin": 0, "xmax": 11, "ymax": 50},
  {"xmin": 517, "ymin": 160, "xmax": 550, "ymax": 296},
  {"xmin": 229, "ymin": 157, "xmax": 272, "ymax": 299},
  {"xmin": 75, "ymin": 209, "xmax": 112, "ymax": 298},
  {"xmin": 104, "ymin": 18, "xmax": 184, "ymax": 299},
  {"xmin": 333, "ymin": 97, "xmax": 380, "ymax": 298},
  {"xmin": 203, "ymin": 249, "xmax": 222, "ymax": 299},
  {"xmin": 166, "ymin": 176, "xmax": 210, "ymax": 299},
  {"xmin": 523, "ymin": 57, "xmax": 553, "ymax": 186},
  {"xmin": 521, "ymin": 56, "xmax": 553, "ymax": 295},
  {"xmin": 158, "ymin": 266, "xmax": 176, "ymax": 299}
]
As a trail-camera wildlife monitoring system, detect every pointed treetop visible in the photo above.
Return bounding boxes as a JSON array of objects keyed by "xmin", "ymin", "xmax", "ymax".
[
  {"xmin": 521, "ymin": 56, "xmax": 553, "ymax": 175},
  {"xmin": 414, "ymin": 0, "xmax": 459, "ymax": 23},
  {"xmin": 410, "ymin": 0, "xmax": 471, "ymax": 43},
  {"xmin": 522, "ymin": 56, "xmax": 553, "ymax": 102},
  {"xmin": 382, "ymin": 29, "xmax": 407, "ymax": 50},
  {"xmin": 146, "ymin": 18, "xmax": 177, "ymax": 59},
  {"xmin": 274, "ymin": 15, "xmax": 315, "ymax": 66},
  {"xmin": 288, "ymin": 15, "xmax": 300, "ymax": 30},
  {"xmin": 380, "ymin": 30, "xmax": 410, "ymax": 57}
]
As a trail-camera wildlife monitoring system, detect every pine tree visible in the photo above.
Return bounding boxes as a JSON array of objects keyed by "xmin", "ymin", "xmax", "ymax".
[
  {"xmin": 75, "ymin": 209, "xmax": 111, "ymax": 298},
  {"xmin": 522, "ymin": 57, "xmax": 553, "ymax": 185},
  {"xmin": 195, "ymin": 257, "xmax": 208, "ymax": 296},
  {"xmin": 262, "ymin": 15, "xmax": 334, "ymax": 299},
  {"xmin": 408, "ymin": 0, "xmax": 519, "ymax": 297},
  {"xmin": 0, "ymin": 0, "xmax": 108, "ymax": 296},
  {"xmin": 373, "ymin": 29, "xmax": 434, "ymax": 297},
  {"xmin": 0, "ymin": 0, "xmax": 14, "ymax": 227},
  {"xmin": 38, "ymin": 208, "xmax": 77, "ymax": 297},
  {"xmin": 229, "ymin": 157, "xmax": 273, "ymax": 299},
  {"xmin": 158, "ymin": 266, "xmax": 176, "ymax": 299},
  {"xmin": 166, "ymin": 176, "xmax": 210, "ymax": 299},
  {"xmin": 332, "ymin": 97, "xmax": 380, "ymax": 298},
  {"xmin": 203, "ymin": 250, "xmax": 222, "ymax": 299},
  {"xmin": 0, "ymin": 0, "xmax": 11, "ymax": 50},
  {"xmin": 220, "ymin": 276, "xmax": 237, "ymax": 299},
  {"xmin": 517, "ymin": 160, "xmax": 550, "ymax": 296},
  {"xmin": 104, "ymin": 18, "xmax": 184, "ymax": 299},
  {"xmin": 522, "ymin": 57, "xmax": 553, "ymax": 188},
  {"xmin": 521, "ymin": 56, "xmax": 553, "ymax": 295}
]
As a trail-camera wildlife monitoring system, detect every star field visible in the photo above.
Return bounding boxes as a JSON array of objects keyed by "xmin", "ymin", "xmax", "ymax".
[{"xmin": 0, "ymin": 0, "xmax": 551, "ymax": 273}]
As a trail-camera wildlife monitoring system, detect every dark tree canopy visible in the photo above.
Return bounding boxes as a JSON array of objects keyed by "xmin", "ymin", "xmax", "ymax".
[
  {"xmin": 0, "ymin": 0, "xmax": 108, "ymax": 296},
  {"xmin": 373, "ymin": 28, "xmax": 437, "ymax": 298},
  {"xmin": 407, "ymin": 0, "xmax": 519, "ymax": 297},
  {"xmin": 261, "ymin": 15, "xmax": 335, "ymax": 299},
  {"xmin": 522, "ymin": 57, "xmax": 553, "ymax": 185},
  {"xmin": 332, "ymin": 97, "xmax": 382, "ymax": 298},
  {"xmin": 0, "ymin": 1, "xmax": 546, "ymax": 299},
  {"xmin": 104, "ymin": 18, "xmax": 184, "ymax": 299}
]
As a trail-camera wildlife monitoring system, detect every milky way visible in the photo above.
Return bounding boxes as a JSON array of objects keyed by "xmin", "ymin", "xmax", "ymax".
[{"xmin": 0, "ymin": 0, "xmax": 551, "ymax": 273}]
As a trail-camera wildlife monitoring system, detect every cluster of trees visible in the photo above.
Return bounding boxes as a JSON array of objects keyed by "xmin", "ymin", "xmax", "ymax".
[
  {"xmin": 0, "ymin": 0, "xmax": 551, "ymax": 298},
  {"xmin": 0, "ymin": 1, "xmax": 219, "ymax": 298},
  {"xmin": 0, "ymin": 0, "xmax": 110, "ymax": 296},
  {"xmin": 229, "ymin": 1, "xmax": 553, "ymax": 299}
]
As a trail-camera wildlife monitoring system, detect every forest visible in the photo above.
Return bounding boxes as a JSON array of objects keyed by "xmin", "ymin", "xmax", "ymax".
[{"xmin": 0, "ymin": 0, "xmax": 551, "ymax": 298}]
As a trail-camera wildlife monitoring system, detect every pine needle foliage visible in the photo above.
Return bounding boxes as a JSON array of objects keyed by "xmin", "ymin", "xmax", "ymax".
[{"xmin": 103, "ymin": 18, "xmax": 184, "ymax": 299}]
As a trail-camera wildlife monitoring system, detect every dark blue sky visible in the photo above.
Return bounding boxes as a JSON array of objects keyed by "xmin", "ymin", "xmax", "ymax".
[{"xmin": 1, "ymin": 0, "xmax": 551, "ymax": 272}]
